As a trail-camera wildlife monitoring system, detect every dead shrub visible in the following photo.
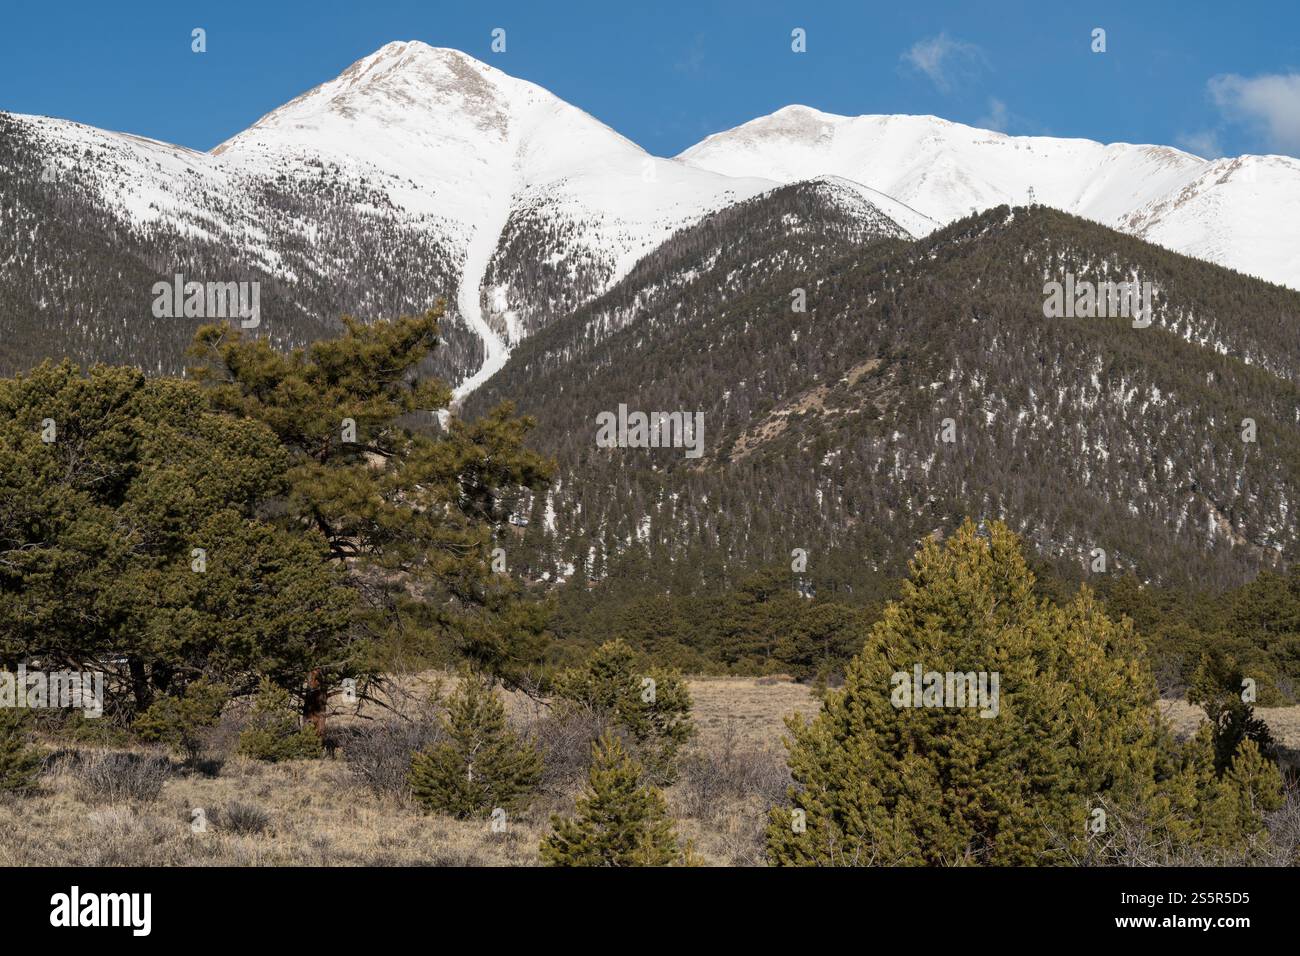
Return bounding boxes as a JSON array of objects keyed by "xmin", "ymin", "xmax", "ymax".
[
  {"xmin": 217, "ymin": 801, "xmax": 272, "ymax": 836},
  {"xmin": 677, "ymin": 717, "xmax": 790, "ymax": 820},
  {"xmin": 75, "ymin": 751, "xmax": 170, "ymax": 805},
  {"xmin": 343, "ymin": 717, "xmax": 445, "ymax": 799},
  {"xmin": 527, "ymin": 705, "xmax": 611, "ymax": 793}
]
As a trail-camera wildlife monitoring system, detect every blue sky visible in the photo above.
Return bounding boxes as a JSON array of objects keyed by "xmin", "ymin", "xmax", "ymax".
[{"xmin": 2, "ymin": 0, "xmax": 1298, "ymax": 158}]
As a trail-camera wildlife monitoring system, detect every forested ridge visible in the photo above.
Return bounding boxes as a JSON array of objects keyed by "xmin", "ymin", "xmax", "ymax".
[
  {"xmin": 4, "ymin": 144, "xmax": 1300, "ymax": 699},
  {"xmin": 0, "ymin": 112, "xmax": 483, "ymax": 383},
  {"xmin": 467, "ymin": 195, "xmax": 1300, "ymax": 697}
]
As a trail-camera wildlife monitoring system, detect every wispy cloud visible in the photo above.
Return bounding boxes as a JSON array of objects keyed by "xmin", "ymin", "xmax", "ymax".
[
  {"xmin": 1175, "ymin": 129, "xmax": 1223, "ymax": 159},
  {"xmin": 900, "ymin": 33, "xmax": 988, "ymax": 93},
  {"xmin": 1206, "ymin": 72, "xmax": 1300, "ymax": 155},
  {"xmin": 978, "ymin": 98, "xmax": 1010, "ymax": 132}
]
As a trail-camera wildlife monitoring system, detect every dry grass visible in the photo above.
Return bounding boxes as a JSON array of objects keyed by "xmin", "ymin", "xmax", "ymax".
[
  {"xmin": 1159, "ymin": 699, "xmax": 1300, "ymax": 745},
  {"xmin": 0, "ymin": 675, "xmax": 813, "ymax": 867},
  {"xmin": 3, "ymin": 676, "xmax": 1295, "ymax": 866},
  {"xmin": 0, "ymin": 751, "xmax": 553, "ymax": 866}
]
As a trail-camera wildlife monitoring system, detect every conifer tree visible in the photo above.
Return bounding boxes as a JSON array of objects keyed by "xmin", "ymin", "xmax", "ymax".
[
  {"xmin": 0, "ymin": 709, "xmax": 42, "ymax": 794},
  {"xmin": 1188, "ymin": 651, "xmax": 1275, "ymax": 773},
  {"xmin": 135, "ymin": 678, "xmax": 228, "ymax": 764},
  {"xmin": 766, "ymin": 520, "xmax": 1177, "ymax": 866},
  {"xmin": 186, "ymin": 310, "xmax": 555, "ymax": 723},
  {"xmin": 409, "ymin": 676, "xmax": 542, "ymax": 818},
  {"xmin": 540, "ymin": 732, "xmax": 685, "ymax": 867},
  {"xmin": 237, "ymin": 680, "xmax": 322, "ymax": 762},
  {"xmin": 766, "ymin": 520, "xmax": 1286, "ymax": 866},
  {"xmin": 552, "ymin": 639, "xmax": 693, "ymax": 784},
  {"xmin": 1194, "ymin": 733, "xmax": 1284, "ymax": 850}
]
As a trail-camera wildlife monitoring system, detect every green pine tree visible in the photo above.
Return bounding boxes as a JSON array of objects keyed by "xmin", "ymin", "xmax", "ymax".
[
  {"xmin": 552, "ymin": 639, "xmax": 693, "ymax": 784},
  {"xmin": 409, "ymin": 676, "xmax": 542, "ymax": 818},
  {"xmin": 134, "ymin": 678, "xmax": 228, "ymax": 763},
  {"xmin": 0, "ymin": 709, "xmax": 42, "ymax": 794},
  {"xmin": 237, "ymin": 680, "xmax": 322, "ymax": 762},
  {"xmin": 186, "ymin": 311, "xmax": 555, "ymax": 702},
  {"xmin": 766, "ymin": 520, "xmax": 1178, "ymax": 866},
  {"xmin": 540, "ymin": 732, "xmax": 687, "ymax": 867},
  {"xmin": 1188, "ymin": 651, "xmax": 1275, "ymax": 774}
]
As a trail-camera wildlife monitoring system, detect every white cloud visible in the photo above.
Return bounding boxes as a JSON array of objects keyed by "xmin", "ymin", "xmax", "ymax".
[
  {"xmin": 978, "ymin": 98, "xmax": 1010, "ymax": 132},
  {"xmin": 900, "ymin": 33, "xmax": 987, "ymax": 93},
  {"xmin": 1175, "ymin": 129, "xmax": 1223, "ymax": 159},
  {"xmin": 1207, "ymin": 72, "xmax": 1300, "ymax": 155}
]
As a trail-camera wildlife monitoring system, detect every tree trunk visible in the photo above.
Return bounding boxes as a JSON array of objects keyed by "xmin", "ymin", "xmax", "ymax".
[
  {"xmin": 304, "ymin": 669, "xmax": 328, "ymax": 740},
  {"xmin": 129, "ymin": 658, "xmax": 152, "ymax": 712}
]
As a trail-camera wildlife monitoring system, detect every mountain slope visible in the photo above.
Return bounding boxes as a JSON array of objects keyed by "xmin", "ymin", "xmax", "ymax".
[
  {"xmin": 678, "ymin": 107, "xmax": 1300, "ymax": 290},
  {"xmin": 5, "ymin": 43, "xmax": 1300, "ymax": 388},
  {"xmin": 0, "ymin": 42, "xmax": 782, "ymax": 387},
  {"xmin": 467, "ymin": 200, "xmax": 1300, "ymax": 595}
]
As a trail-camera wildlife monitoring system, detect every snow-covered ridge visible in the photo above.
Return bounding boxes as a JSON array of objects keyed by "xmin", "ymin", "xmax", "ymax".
[
  {"xmin": 6, "ymin": 42, "xmax": 1299, "ymax": 400},
  {"xmin": 677, "ymin": 105, "xmax": 1300, "ymax": 290},
  {"xmin": 5, "ymin": 42, "xmax": 792, "ymax": 397}
]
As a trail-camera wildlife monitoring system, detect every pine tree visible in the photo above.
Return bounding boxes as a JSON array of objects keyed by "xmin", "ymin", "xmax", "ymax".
[
  {"xmin": 1188, "ymin": 651, "xmax": 1275, "ymax": 773},
  {"xmin": 552, "ymin": 639, "xmax": 693, "ymax": 784},
  {"xmin": 0, "ymin": 709, "xmax": 42, "ymax": 794},
  {"xmin": 409, "ymin": 676, "xmax": 542, "ymax": 818},
  {"xmin": 765, "ymin": 519, "xmax": 1173, "ymax": 866},
  {"xmin": 135, "ymin": 678, "xmax": 228, "ymax": 764},
  {"xmin": 237, "ymin": 680, "xmax": 322, "ymax": 762},
  {"xmin": 540, "ymin": 732, "xmax": 685, "ymax": 867},
  {"xmin": 1199, "ymin": 736, "xmax": 1284, "ymax": 850},
  {"xmin": 187, "ymin": 312, "xmax": 555, "ymax": 708}
]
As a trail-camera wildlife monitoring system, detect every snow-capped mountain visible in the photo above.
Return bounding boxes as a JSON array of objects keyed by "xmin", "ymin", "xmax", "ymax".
[
  {"xmin": 6, "ymin": 42, "xmax": 795, "ymax": 394},
  {"xmin": 677, "ymin": 106, "xmax": 1300, "ymax": 290},
  {"xmin": 211, "ymin": 41, "xmax": 784, "ymax": 396},
  {"xmin": 4, "ymin": 42, "xmax": 1300, "ymax": 393}
]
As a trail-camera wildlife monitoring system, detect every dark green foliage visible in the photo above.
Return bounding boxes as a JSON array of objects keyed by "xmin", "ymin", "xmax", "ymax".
[
  {"xmin": 408, "ymin": 677, "xmax": 542, "ymax": 818},
  {"xmin": 0, "ymin": 709, "xmax": 42, "ymax": 794},
  {"xmin": 1188, "ymin": 652, "xmax": 1276, "ymax": 773},
  {"xmin": 0, "ymin": 360, "xmax": 354, "ymax": 715},
  {"xmin": 764, "ymin": 520, "xmax": 1284, "ymax": 866},
  {"xmin": 1098, "ymin": 569, "xmax": 1300, "ymax": 703},
  {"xmin": 134, "ymin": 679, "xmax": 229, "ymax": 763},
  {"xmin": 186, "ymin": 313, "xmax": 555, "ymax": 693},
  {"xmin": 0, "ymin": 309, "xmax": 554, "ymax": 734},
  {"xmin": 540, "ymin": 732, "xmax": 686, "ymax": 867},
  {"xmin": 548, "ymin": 563, "xmax": 880, "ymax": 678},
  {"xmin": 552, "ymin": 640, "xmax": 693, "ymax": 784},
  {"xmin": 237, "ymin": 681, "xmax": 322, "ymax": 762}
]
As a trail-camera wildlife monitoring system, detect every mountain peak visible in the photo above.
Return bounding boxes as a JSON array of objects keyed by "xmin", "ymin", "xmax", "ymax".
[{"xmin": 214, "ymin": 41, "xmax": 518, "ymax": 156}]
